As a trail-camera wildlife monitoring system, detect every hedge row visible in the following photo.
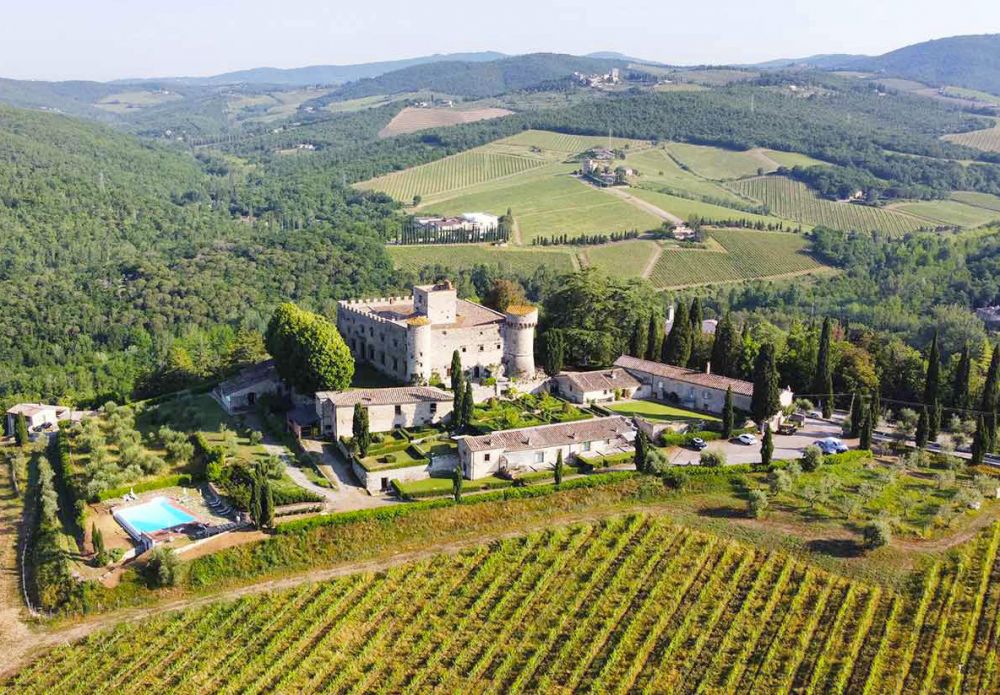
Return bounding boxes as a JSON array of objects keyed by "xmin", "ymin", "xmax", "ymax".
[{"xmin": 97, "ymin": 474, "xmax": 194, "ymax": 502}]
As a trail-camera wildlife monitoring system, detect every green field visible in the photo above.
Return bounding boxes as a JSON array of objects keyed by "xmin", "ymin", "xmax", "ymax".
[
  {"xmin": 628, "ymin": 187, "xmax": 795, "ymax": 228},
  {"xmin": 425, "ymin": 170, "xmax": 664, "ymax": 242},
  {"xmin": 730, "ymin": 176, "xmax": 930, "ymax": 234},
  {"xmin": 648, "ymin": 229, "xmax": 823, "ymax": 288},
  {"xmin": 894, "ymin": 199, "xmax": 1000, "ymax": 228},
  {"xmin": 605, "ymin": 399, "xmax": 720, "ymax": 423},
  {"xmin": 943, "ymin": 121, "xmax": 1000, "ymax": 153},
  {"xmin": 582, "ymin": 240, "xmax": 659, "ymax": 278},
  {"xmin": 388, "ymin": 243, "xmax": 577, "ymax": 274},
  {"xmin": 666, "ymin": 142, "xmax": 806, "ymax": 180},
  {"xmin": 951, "ymin": 190, "xmax": 1000, "ymax": 212},
  {"xmin": 624, "ymin": 148, "xmax": 749, "ymax": 203},
  {"xmin": 763, "ymin": 149, "xmax": 830, "ymax": 169},
  {"xmin": 497, "ymin": 129, "xmax": 647, "ymax": 155},
  {"xmin": 9, "ymin": 516, "xmax": 999, "ymax": 694}
]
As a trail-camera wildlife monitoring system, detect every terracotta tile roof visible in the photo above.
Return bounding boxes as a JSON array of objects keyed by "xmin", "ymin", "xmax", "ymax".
[
  {"xmin": 614, "ymin": 355, "xmax": 754, "ymax": 397},
  {"xmin": 461, "ymin": 416, "xmax": 633, "ymax": 453},
  {"xmin": 316, "ymin": 386, "xmax": 453, "ymax": 408},
  {"xmin": 5, "ymin": 403, "xmax": 64, "ymax": 417},
  {"xmin": 556, "ymin": 369, "xmax": 641, "ymax": 393}
]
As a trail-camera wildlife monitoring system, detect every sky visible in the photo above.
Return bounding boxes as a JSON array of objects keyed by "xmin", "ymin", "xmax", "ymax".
[{"xmin": 2, "ymin": 0, "xmax": 1000, "ymax": 81}]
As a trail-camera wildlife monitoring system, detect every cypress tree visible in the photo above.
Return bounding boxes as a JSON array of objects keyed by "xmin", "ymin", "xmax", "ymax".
[
  {"xmin": 554, "ymin": 449, "xmax": 564, "ymax": 487},
  {"xmin": 353, "ymin": 404, "xmax": 371, "ymax": 457},
  {"xmin": 980, "ymin": 344, "xmax": 1000, "ymax": 449},
  {"xmin": 722, "ymin": 387, "xmax": 735, "ymax": 439},
  {"xmin": 450, "ymin": 350, "xmax": 463, "ymax": 393},
  {"xmin": 14, "ymin": 414, "xmax": 28, "ymax": 447},
  {"xmin": 951, "ymin": 345, "xmax": 972, "ymax": 411},
  {"xmin": 689, "ymin": 297, "xmax": 703, "ymax": 330},
  {"xmin": 631, "ymin": 318, "xmax": 648, "ymax": 359},
  {"xmin": 462, "ymin": 381, "xmax": 474, "ymax": 431},
  {"xmin": 915, "ymin": 405, "xmax": 929, "ymax": 449},
  {"xmin": 823, "ymin": 371, "xmax": 834, "ymax": 419},
  {"xmin": 923, "ymin": 331, "xmax": 941, "ymax": 407},
  {"xmin": 646, "ymin": 313, "xmax": 663, "ymax": 361},
  {"xmin": 971, "ymin": 415, "xmax": 986, "ymax": 466},
  {"xmin": 849, "ymin": 392, "xmax": 864, "ymax": 438},
  {"xmin": 710, "ymin": 312, "xmax": 737, "ymax": 377},
  {"xmin": 860, "ymin": 405, "xmax": 874, "ymax": 451},
  {"xmin": 634, "ymin": 430, "xmax": 648, "ymax": 472},
  {"xmin": 544, "ymin": 330, "xmax": 565, "ymax": 376},
  {"xmin": 751, "ymin": 343, "xmax": 780, "ymax": 427},
  {"xmin": 813, "ymin": 317, "xmax": 832, "ymax": 416},
  {"xmin": 452, "ymin": 383, "xmax": 465, "ymax": 431},
  {"xmin": 930, "ymin": 401, "xmax": 943, "ymax": 444},
  {"xmin": 760, "ymin": 425, "xmax": 774, "ymax": 468},
  {"xmin": 452, "ymin": 465, "xmax": 463, "ymax": 502},
  {"xmin": 662, "ymin": 302, "xmax": 692, "ymax": 367},
  {"xmin": 250, "ymin": 473, "xmax": 263, "ymax": 528},
  {"xmin": 260, "ymin": 475, "xmax": 274, "ymax": 528}
]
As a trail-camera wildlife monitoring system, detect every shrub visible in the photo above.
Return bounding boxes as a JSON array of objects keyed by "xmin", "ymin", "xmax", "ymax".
[
  {"xmin": 144, "ymin": 546, "xmax": 179, "ymax": 587},
  {"xmin": 768, "ymin": 468, "xmax": 792, "ymax": 494},
  {"xmin": 699, "ymin": 450, "xmax": 726, "ymax": 468},
  {"xmin": 661, "ymin": 467, "xmax": 688, "ymax": 490},
  {"xmin": 863, "ymin": 520, "xmax": 891, "ymax": 550},
  {"xmin": 249, "ymin": 430, "xmax": 264, "ymax": 446},
  {"xmin": 801, "ymin": 445, "xmax": 823, "ymax": 472},
  {"xmin": 747, "ymin": 489, "xmax": 769, "ymax": 518}
]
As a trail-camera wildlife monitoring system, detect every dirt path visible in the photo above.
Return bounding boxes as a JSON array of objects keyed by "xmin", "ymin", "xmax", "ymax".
[
  {"xmin": 594, "ymin": 182, "xmax": 683, "ymax": 224},
  {"xmin": 640, "ymin": 243, "xmax": 663, "ymax": 279},
  {"xmin": 0, "ymin": 453, "xmax": 32, "ymax": 673},
  {"xmin": 511, "ymin": 217, "xmax": 523, "ymax": 245}
]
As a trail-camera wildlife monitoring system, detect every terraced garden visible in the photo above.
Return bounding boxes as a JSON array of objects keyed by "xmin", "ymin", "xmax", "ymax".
[
  {"xmin": 648, "ymin": 229, "xmax": 824, "ymax": 288},
  {"xmin": 730, "ymin": 176, "xmax": 930, "ymax": 234},
  {"xmin": 388, "ymin": 243, "xmax": 577, "ymax": 274},
  {"xmin": 8, "ymin": 516, "xmax": 999, "ymax": 694}
]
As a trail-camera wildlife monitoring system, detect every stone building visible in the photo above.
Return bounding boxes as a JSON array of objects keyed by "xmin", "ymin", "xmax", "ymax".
[
  {"xmin": 457, "ymin": 416, "xmax": 635, "ymax": 479},
  {"xmin": 337, "ymin": 281, "xmax": 536, "ymax": 384},
  {"xmin": 553, "ymin": 368, "xmax": 641, "ymax": 404},
  {"xmin": 315, "ymin": 386, "xmax": 454, "ymax": 440}
]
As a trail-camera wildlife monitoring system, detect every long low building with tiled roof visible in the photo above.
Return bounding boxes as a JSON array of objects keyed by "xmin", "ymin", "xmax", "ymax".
[
  {"xmin": 458, "ymin": 416, "xmax": 635, "ymax": 479},
  {"xmin": 613, "ymin": 355, "xmax": 793, "ymax": 417},
  {"xmin": 315, "ymin": 386, "xmax": 454, "ymax": 440},
  {"xmin": 554, "ymin": 368, "xmax": 641, "ymax": 404}
]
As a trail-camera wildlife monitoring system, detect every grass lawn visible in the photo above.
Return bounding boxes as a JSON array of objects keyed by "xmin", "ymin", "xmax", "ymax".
[{"xmin": 605, "ymin": 399, "xmax": 721, "ymax": 423}]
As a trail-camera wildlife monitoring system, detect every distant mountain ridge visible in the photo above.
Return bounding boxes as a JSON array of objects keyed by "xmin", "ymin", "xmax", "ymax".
[{"xmin": 128, "ymin": 52, "xmax": 509, "ymax": 87}]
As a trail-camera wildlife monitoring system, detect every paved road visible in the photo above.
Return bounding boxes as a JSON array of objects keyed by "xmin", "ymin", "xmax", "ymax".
[
  {"xmin": 299, "ymin": 438, "xmax": 399, "ymax": 512},
  {"xmin": 666, "ymin": 416, "xmax": 851, "ymax": 466}
]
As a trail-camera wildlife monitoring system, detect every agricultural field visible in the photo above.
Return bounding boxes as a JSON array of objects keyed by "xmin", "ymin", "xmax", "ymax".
[
  {"xmin": 378, "ymin": 106, "xmax": 514, "ymax": 138},
  {"xmin": 498, "ymin": 129, "xmax": 647, "ymax": 156},
  {"xmin": 730, "ymin": 176, "xmax": 931, "ymax": 234},
  {"xmin": 627, "ymin": 187, "xmax": 795, "ymax": 228},
  {"xmin": 666, "ymin": 142, "xmax": 784, "ymax": 180},
  {"xmin": 94, "ymin": 90, "xmax": 182, "ymax": 113},
  {"xmin": 624, "ymin": 147, "xmax": 748, "ymax": 203},
  {"xmin": 943, "ymin": 121, "xmax": 1000, "ymax": 153},
  {"xmin": 582, "ymin": 240, "xmax": 660, "ymax": 278},
  {"xmin": 648, "ymin": 229, "xmax": 824, "ymax": 288},
  {"xmin": 9, "ymin": 515, "xmax": 999, "ymax": 694},
  {"xmin": 388, "ymin": 243, "xmax": 577, "ymax": 274},
  {"xmin": 893, "ymin": 199, "xmax": 1000, "ymax": 228},
  {"xmin": 951, "ymin": 190, "xmax": 1000, "ymax": 212}
]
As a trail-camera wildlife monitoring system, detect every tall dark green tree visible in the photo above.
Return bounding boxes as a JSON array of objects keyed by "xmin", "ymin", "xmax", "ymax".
[
  {"xmin": 813, "ymin": 317, "xmax": 833, "ymax": 417},
  {"xmin": 751, "ymin": 343, "xmax": 780, "ymax": 427},
  {"xmin": 971, "ymin": 415, "xmax": 986, "ymax": 466},
  {"xmin": 452, "ymin": 465, "xmax": 463, "ymax": 502},
  {"xmin": 950, "ymin": 344, "xmax": 972, "ymax": 411},
  {"xmin": 662, "ymin": 302, "xmax": 692, "ymax": 367},
  {"xmin": 722, "ymin": 387, "xmax": 735, "ymax": 439},
  {"xmin": 760, "ymin": 424, "xmax": 774, "ymax": 468},
  {"xmin": 450, "ymin": 350, "xmax": 464, "ymax": 393},
  {"xmin": 923, "ymin": 331, "xmax": 942, "ymax": 443},
  {"xmin": 860, "ymin": 405, "xmax": 874, "ymax": 450},
  {"xmin": 352, "ymin": 403, "xmax": 371, "ymax": 457},
  {"xmin": 554, "ymin": 449, "xmax": 564, "ymax": 487},
  {"xmin": 710, "ymin": 312, "xmax": 738, "ymax": 377},
  {"xmin": 543, "ymin": 330, "xmax": 565, "ymax": 376},
  {"xmin": 462, "ymin": 381, "xmax": 474, "ymax": 431},
  {"xmin": 14, "ymin": 414, "xmax": 29, "ymax": 447},
  {"xmin": 646, "ymin": 313, "xmax": 664, "ymax": 361},
  {"xmin": 452, "ymin": 385, "xmax": 465, "ymax": 431},
  {"xmin": 689, "ymin": 297, "xmax": 703, "ymax": 330},
  {"xmin": 265, "ymin": 302, "xmax": 354, "ymax": 393},
  {"xmin": 915, "ymin": 405, "xmax": 929, "ymax": 448},
  {"xmin": 634, "ymin": 430, "xmax": 649, "ymax": 473},
  {"xmin": 630, "ymin": 317, "xmax": 648, "ymax": 359},
  {"xmin": 849, "ymin": 392, "xmax": 864, "ymax": 438}
]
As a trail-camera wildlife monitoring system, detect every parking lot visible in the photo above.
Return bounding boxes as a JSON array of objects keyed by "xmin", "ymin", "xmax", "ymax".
[{"xmin": 664, "ymin": 416, "xmax": 855, "ymax": 466}]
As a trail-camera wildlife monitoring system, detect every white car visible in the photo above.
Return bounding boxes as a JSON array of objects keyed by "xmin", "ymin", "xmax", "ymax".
[
  {"xmin": 736, "ymin": 433, "xmax": 758, "ymax": 446},
  {"xmin": 815, "ymin": 437, "xmax": 848, "ymax": 454}
]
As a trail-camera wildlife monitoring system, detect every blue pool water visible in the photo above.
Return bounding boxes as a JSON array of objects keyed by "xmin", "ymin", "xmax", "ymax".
[{"xmin": 115, "ymin": 496, "xmax": 196, "ymax": 534}]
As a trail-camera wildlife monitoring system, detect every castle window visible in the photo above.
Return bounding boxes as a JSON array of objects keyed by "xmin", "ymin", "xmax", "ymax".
[
  {"xmin": 430, "ymin": 403, "xmax": 438, "ymax": 414},
  {"xmin": 484, "ymin": 453, "xmax": 491, "ymax": 462},
  {"xmin": 479, "ymin": 345, "xmax": 484, "ymax": 351},
  {"xmin": 462, "ymin": 347, "xmax": 466, "ymax": 353},
  {"xmin": 395, "ymin": 405, "xmax": 402, "ymax": 415}
]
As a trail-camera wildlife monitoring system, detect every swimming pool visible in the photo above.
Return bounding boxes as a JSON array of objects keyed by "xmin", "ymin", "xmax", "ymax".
[{"xmin": 114, "ymin": 496, "xmax": 196, "ymax": 538}]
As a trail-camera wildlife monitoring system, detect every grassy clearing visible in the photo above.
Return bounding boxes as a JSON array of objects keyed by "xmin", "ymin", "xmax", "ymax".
[
  {"xmin": 943, "ymin": 120, "xmax": 1000, "ymax": 153},
  {"xmin": 951, "ymin": 190, "xmax": 1000, "ymax": 212},
  {"xmin": 730, "ymin": 176, "xmax": 929, "ymax": 235},
  {"xmin": 378, "ymin": 106, "xmax": 514, "ymax": 137},
  {"xmin": 387, "ymin": 243, "xmax": 577, "ymax": 274},
  {"xmin": 583, "ymin": 240, "xmax": 660, "ymax": 278},
  {"xmin": 666, "ymin": 142, "xmax": 778, "ymax": 180},
  {"xmin": 648, "ymin": 229, "xmax": 823, "ymax": 288},
  {"xmin": 605, "ymin": 399, "xmax": 721, "ymax": 423},
  {"xmin": 893, "ymin": 199, "xmax": 1000, "ymax": 227},
  {"xmin": 11, "ymin": 514, "xmax": 999, "ymax": 694},
  {"xmin": 624, "ymin": 147, "xmax": 748, "ymax": 203}
]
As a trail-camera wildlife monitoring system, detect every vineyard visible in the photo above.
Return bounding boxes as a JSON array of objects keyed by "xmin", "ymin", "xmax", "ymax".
[
  {"xmin": 666, "ymin": 142, "xmax": 780, "ymax": 180},
  {"xmin": 944, "ymin": 122, "xmax": 1000, "ymax": 153},
  {"xmin": 629, "ymin": 187, "xmax": 793, "ymax": 229},
  {"xmin": 7, "ymin": 516, "xmax": 1000, "ymax": 694},
  {"xmin": 355, "ymin": 149, "xmax": 548, "ymax": 202},
  {"xmin": 648, "ymin": 229, "xmax": 824, "ymax": 288},
  {"xmin": 894, "ymin": 199, "xmax": 1000, "ymax": 228},
  {"xmin": 730, "ymin": 176, "xmax": 930, "ymax": 235},
  {"xmin": 498, "ymin": 129, "xmax": 646, "ymax": 156},
  {"xmin": 388, "ymin": 244, "xmax": 577, "ymax": 274},
  {"xmin": 952, "ymin": 191, "xmax": 1000, "ymax": 213}
]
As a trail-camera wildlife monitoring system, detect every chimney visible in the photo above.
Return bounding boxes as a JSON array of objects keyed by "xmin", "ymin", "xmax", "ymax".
[{"xmin": 705, "ymin": 361, "xmax": 711, "ymax": 375}]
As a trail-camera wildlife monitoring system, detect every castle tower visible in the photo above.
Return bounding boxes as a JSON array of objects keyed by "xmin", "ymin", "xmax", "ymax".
[
  {"xmin": 405, "ymin": 317, "xmax": 432, "ymax": 384},
  {"xmin": 503, "ymin": 305, "xmax": 537, "ymax": 378}
]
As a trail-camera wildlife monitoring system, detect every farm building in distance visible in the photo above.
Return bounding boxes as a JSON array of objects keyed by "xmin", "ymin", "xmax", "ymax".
[
  {"xmin": 614, "ymin": 355, "xmax": 794, "ymax": 420},
  {"xmin": 4, "ymin": 403, "xmax": 74, "ymax": 437},
  {"xmin": 213, "ymin": 360, "xmax": 285, "ymax": 415},
  {"xmin": 458, "ymin": 415, "xmax": 635, "ymax": 479},
  {"xmin": 315, "ymin": 386, "xmax": 454, "ymax": 439},
  {"xmin": 413, "ymin": 212, "xmax": 499, "ymax": 233},
  {"xmin": 337, "ymin": 281, "xmax": 536, "ymax": 385},
  {"xmin": 553, "ymin": 368, "xmax": 641, "ymax": 404}
]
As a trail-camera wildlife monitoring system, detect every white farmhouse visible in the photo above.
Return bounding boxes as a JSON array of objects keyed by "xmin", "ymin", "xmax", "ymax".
[
  {"xmin": 457, "ymin": 416, "xmax": 635, "ymax": 479},
  {"xmin": 553, "ymin": 368, "xmax": 641, "ymax": 404},
  {"xmin": 5, "ymin": 403, "xmax": 71, "ymax": 437},
  {"xmin": 315, "ymin": 386, "xmax": 454, "ymax": 440}
]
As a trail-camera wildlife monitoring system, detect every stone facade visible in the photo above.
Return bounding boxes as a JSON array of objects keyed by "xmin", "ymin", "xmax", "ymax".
[
  {"xmin": 337, "ymin": 282, "xmax": 535, "ymax": 385},
  {"xmin": 315, "ymin": 386, "xmax": 454, "ymax": 440}
]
